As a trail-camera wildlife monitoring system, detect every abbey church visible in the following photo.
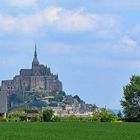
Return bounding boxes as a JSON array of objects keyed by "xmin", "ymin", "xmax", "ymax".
[
  {"xmin": 0, "ymin": 44, "xmax": 62, "ymax": 94},
  {"xmin": 0, "ymin": 44, "xmax": 62, "ymax": 113}
]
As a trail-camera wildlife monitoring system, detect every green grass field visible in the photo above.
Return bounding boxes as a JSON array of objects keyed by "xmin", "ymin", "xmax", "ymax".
[{"xmin": 0, "ymin": 122, "xmax": 140, "ymax": 140}]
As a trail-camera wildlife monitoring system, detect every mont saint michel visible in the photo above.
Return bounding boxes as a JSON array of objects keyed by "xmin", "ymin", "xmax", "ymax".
[{"xmin": 0, "ymin": 44, "xmax": 94, "ymax": 116}]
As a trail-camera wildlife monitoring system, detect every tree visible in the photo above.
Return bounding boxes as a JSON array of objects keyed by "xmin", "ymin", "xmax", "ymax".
[
  {"xmin": 121, "ymin": 75, "xmax": 140, "ymax": 121},
  {"xmin": 117, "ymin": 111, "xmax": 123, "ymax": 120},
  {"xmin": 42, "ymin": 109, "xmax": 54, "ymax": 122}
]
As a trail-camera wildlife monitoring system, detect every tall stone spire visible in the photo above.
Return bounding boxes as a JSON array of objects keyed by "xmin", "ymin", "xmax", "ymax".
[
  {"xmin": 34, "ymin": 42, "xmax": 37, "ymax": 58},
  {"xmin": 32, "ymin": 42, "xmax": 39, "ymax": 66}
]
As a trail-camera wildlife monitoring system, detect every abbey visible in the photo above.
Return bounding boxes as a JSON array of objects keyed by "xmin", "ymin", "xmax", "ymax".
[
  {"xmin": 0, "ymin": 44, "xmax": 95, "ymax": 116},
  {"xmin": 0, "ymin": 44, "xmax": 62, "ymax": 97}
]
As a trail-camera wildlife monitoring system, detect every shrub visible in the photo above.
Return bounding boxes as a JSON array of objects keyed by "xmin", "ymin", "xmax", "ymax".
[
  {"xmin": 19, "ymin": 115, "xmax": 27, "ymax": 121},
  {"xmin": 0, "ymin": 117, "xmax": 7, "ymax": 122},
  {"xmin": 43, "ymin": 109, "xmax": 54, "ymax": 122},
  {"xmin": 92, "ymin": 108, "xmax": 118, "ymax": 122},
  {"xmin": 30, "ymin": 116, "xmax": 41, "ymax": 122},
  {"xmin": 52, "ymin": 116, "xmax": 61, "ymax": 122}
]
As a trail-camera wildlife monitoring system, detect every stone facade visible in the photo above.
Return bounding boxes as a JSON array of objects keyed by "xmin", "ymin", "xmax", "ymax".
[
  {"xmin": 0, "ymin": 44, "xmax": 63, "ymax": 103},
  {"xmin": 0, "ymin": 91, "xmax": 7, "ymax": 114}
]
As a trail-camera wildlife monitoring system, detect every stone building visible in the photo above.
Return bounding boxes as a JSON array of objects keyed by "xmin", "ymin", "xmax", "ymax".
[{"xmin": 0, "ymin": 44, "xmax": 63, "ymax": 109}]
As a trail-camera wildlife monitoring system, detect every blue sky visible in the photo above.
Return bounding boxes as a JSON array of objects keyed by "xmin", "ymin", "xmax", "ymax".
[{"xmin": 0, "ymin": 0, "xmax": 140, "ymax": 109}]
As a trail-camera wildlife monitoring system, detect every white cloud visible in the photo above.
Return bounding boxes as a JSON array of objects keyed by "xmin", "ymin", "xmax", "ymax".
[
  {"xmin": 0, "ymin": 6, "xmax": 120, "ymax": 36},
  {"xmin": 121, "ymin": 36, "xmax": 137, "ymax": 48},
  {"xmin": 55, "ymin": 9, "xmax": 119, "ymax": 34},
  {"xmin": 4, "ymin": 0, "xmax": 38, "ymax": 7},
  {"xmin": 114, "ymin": 36, "xmax": 138, "ymax": 52}
]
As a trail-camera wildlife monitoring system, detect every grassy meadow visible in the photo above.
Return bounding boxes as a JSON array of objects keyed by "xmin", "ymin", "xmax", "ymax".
[{"xmin": 0, "ymin": 122, "xmax": 139, "ymax": 140}]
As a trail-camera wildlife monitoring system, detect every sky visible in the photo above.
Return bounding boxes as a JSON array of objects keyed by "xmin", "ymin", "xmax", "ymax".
[{"xmin": 0, "ymin": 0, "xmax": 140, "ymax": 109}]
